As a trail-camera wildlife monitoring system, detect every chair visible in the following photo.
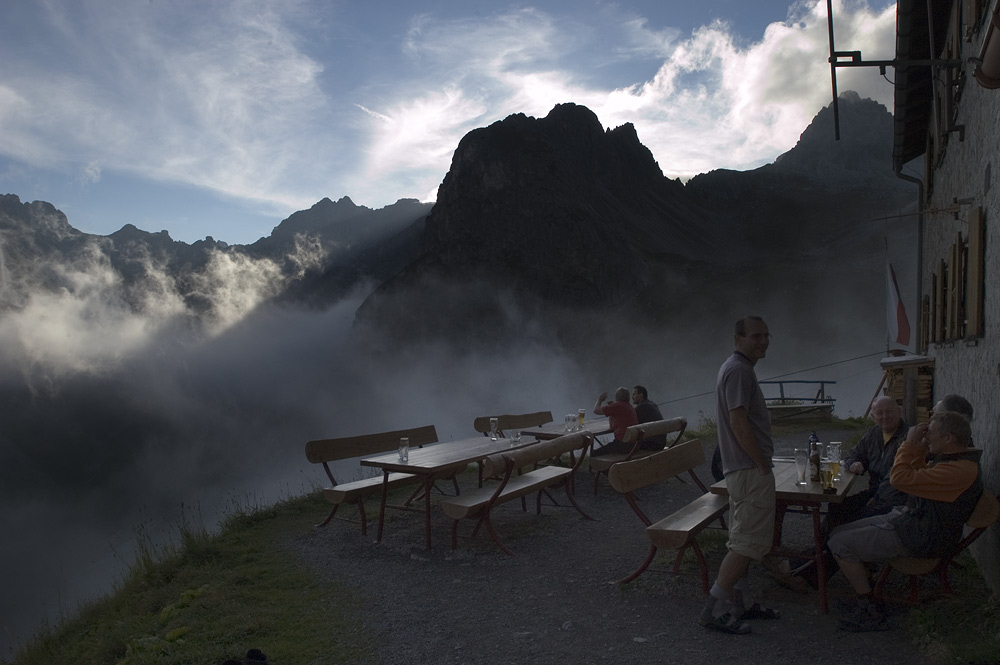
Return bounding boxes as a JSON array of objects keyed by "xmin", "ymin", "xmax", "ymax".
[
  {"xmin": 873, "ymin": 490, "xmax": 1000, "ymax": 604},
  {"xmin": 304, "ymin": 425, "xmax": 439, "ymax": 534},
  {"xmin": 589, "ymin": 417, "xmax": 687, "ymax": 494},
  {"xmin": 472, "ymin": 411, "xmax": 553, "ymax": 438}
]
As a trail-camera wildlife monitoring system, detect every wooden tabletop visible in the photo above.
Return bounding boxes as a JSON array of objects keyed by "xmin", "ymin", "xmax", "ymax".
[
  {"xmin": 519, "ymin": 417, "xmax": 612, "ymax": 441},
  {"xmin": 711, "ymin": 460, "xmax": 860, "ymax": 504},
  {"xmin": 360, "ymin": 435, "xmax": 538, "ymax": 475}
]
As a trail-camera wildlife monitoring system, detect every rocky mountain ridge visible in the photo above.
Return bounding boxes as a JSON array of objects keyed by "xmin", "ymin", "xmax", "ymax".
[{"xmin": 0, "ymin": 92, "xmax": 913, "ymax": 346}]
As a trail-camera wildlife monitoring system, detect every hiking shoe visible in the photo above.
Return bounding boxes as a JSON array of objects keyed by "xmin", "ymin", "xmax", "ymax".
[
  {"xmin": 700, "ymin": 611, "xmax": 752, "ymax": 635},
  {"xmin": 838, "ymin": 598, "xmax": 888, "ymax": 632}
]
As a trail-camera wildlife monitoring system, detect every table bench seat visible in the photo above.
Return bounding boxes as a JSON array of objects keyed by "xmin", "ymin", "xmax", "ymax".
[
  {"xmin": 440, "ymin": 432, "xmax": 594, "ymax": 554},
  {"xmin": 323, "ymin": 472, "xmax": 419, "ymax": 505},
  {"xmin": 305, "ymin": 425, "xmax": 438, "ymax": 535},
  {"xmin": 440, "ymin": 465, "xmax": 571, "ymax": 520},
  {"xmin": 647, "ymin": 492, "xmax": 730, "ymax": 550},
  {"xmin": 630, "ymin": 492, "xmax": 729, "ymax": 592},
  {"xmin": 590, "ymin": 417, "xmax": 687, "ymax": 494}
]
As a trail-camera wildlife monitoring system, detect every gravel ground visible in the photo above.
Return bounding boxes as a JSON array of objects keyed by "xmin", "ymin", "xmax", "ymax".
[{"xmin": 286, "ymin": 428, "xmax": 932, "ymax": 665}]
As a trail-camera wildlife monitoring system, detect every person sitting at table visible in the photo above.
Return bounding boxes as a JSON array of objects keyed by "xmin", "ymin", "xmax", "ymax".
[
  {"xmin": 829, "ymin": 396, "xmax": 909, "ymax": 530},
  {"xmin": 590, "ymin": 387, "xmax": 638, "ymax": 456},
  {"xmin": 631, "ymin": 385, "xmax": 668, "ymax": 450},
  {"xmin": 828, "ymin": 410, "xmax": 982, "ymax": 632},
  {"xmin": 933, "ymin": 393, "xmax": 974, "ymax": 420}
]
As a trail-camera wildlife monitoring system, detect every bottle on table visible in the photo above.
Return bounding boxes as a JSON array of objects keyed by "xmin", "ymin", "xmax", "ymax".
[{"xmin": 808, "ymin": 431, "xmax": 821, "ymax": 481}]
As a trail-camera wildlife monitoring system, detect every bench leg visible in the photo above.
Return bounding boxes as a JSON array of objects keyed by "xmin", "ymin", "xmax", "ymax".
[
  {"xmin": 689, "ymin": 541, "xmax": 711, "ymax": 595},
  {"xmin": 356, "ymin": 500, "xmax": 368, "ymax": 536},
  {"xmin": 376, "ymin": 471, "xmax": 390, "ymax": 543},
  {"xmin": 481, "ymin": 512, "xmax": 517, "ymax": 556},
  {"xmin": 563, "ymin": 485, "xmax": 594, "ymax": 521},
  {"xmin": 592, "ymin": 469, "xmax": 605, "ymax": 495},
  {"xmin": 618, "ymin": 544, "xmax": 658, "ymax": 584},
  {"xmin": 317, "ymin": 504, "xmax": 339, "ymax": 528}
]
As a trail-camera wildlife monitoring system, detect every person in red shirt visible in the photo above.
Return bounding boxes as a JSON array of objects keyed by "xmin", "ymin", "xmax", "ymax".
[{"xmin": 590, "ymin": 387, "xmax": 638, "ymax": 456}]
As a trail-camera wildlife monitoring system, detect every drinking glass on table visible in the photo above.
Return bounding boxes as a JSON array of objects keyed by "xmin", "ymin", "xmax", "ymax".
[
  {"xmin": 398, "ymin": 437, "xmax": 409, "ymax": 463},
  {"xmin": 794, "ymin": 447, "xmax": 809, "ymax": 486},
  {"xmin": 820, "ymin": 462, "xmax": 834, "ymax": 489},
  {"xmin": 828, "ymin": 442, "xmax": 842, "ymax": 480},
  {"xmin": 510, "ymin": 430, "xmax": 521, "ymax": 448},
  {"xmin": 489, "ymin": 417, "xmax": 499, "ymax": 441},
  {"xmin": 578, "ymin": 409, "xmax": 586, "ymax": 429}
]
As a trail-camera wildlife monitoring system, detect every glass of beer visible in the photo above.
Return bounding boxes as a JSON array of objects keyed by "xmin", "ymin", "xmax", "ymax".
[
  {"xmin": 820, "ymin": 462, "xmax": 834, "ymax": 489},
  {"xmin": 828, "ymin": 442, "xmax": 842, "ymax": 480},
  {"xmin": 578, "ymin": 408, "xmax": 586, "ymax": 429}
]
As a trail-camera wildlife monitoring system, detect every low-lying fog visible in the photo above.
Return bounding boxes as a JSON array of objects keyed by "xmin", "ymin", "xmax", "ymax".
[{"xmin": 0, "ymin": 230, "xmax": 908, "ymax": 658}]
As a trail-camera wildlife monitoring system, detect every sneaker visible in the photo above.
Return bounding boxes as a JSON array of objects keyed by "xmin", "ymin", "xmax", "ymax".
[{"xmin": 838, "ymin": 598, "xmax": 888, "ymax": 632}]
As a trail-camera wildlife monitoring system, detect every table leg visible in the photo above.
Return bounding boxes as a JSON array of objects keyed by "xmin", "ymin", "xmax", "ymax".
[
  {"xmin": 772, "ymin": 502, "xmax": 788, "ymax": 550},
  {"xmin": 377, "ymin": 470, "xmax": 390, "ymax": 543},
  {"xmin": 424, "ymin": 476, "xmax": 434, "ymax": 550},
  {"xmin": 810, "ymin": 504, "xmax": 828, "ymax": 614}
]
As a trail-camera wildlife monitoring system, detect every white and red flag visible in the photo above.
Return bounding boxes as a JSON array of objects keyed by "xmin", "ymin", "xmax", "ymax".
[{"xmin": 886, "ymin": 262, "xmax": 911, "ymax": 346}]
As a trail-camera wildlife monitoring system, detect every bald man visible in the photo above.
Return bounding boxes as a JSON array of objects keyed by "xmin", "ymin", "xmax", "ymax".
[{"xmin": 834, "ymin": 396, "xmax": 909, "ymax": 526}]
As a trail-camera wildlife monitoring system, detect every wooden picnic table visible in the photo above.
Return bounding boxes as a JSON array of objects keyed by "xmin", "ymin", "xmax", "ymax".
[
  {"xmin": 361, "ymin": 435, "xmax": 538, "ymax": 550},
  {"xmin": 519, "ymin": 417, "xmax": 612, "ymax": 441},
  {"xmin": 710, "ymin": 459, "xmax": 860, "ymax": 614}
]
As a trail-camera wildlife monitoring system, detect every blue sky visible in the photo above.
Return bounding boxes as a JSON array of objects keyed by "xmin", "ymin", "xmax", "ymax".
[{"xmin": 0, "ymin": 0, "xmax": 897, "ymax": 245}]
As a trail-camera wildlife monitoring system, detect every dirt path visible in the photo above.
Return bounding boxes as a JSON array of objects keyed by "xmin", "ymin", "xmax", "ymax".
[{"xmin": 287, "ymin": 429, "xmax": 930, "ymax": 665}]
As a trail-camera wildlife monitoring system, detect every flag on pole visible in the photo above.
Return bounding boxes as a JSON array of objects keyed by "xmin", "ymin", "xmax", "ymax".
[{"xmin": 886, "ymin": 262, "xmax": 910, "ymax": 346}]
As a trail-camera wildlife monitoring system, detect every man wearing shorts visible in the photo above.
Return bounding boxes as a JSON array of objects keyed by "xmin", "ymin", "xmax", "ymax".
[
  {"xmin": 699, "ymin": 315, "xmax": 777, "ymax": 635},
  {"xmin": 828, "ymin": 410, "xmax": 982, "ymax": 631}
]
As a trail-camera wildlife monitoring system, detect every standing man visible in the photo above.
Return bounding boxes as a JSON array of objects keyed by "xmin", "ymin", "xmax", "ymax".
[
  {"xmin": 700, "ymin": 315, "xmax": 777, "ymax": 635},
  {"xmin": 631, "ymin": 385, "xmax": 667, "ymax": 450}
]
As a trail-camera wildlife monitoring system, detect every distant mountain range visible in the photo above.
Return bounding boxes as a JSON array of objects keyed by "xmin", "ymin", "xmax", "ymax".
[{"xmin": 0, "ymin": 91, "xmax": 914, "ymax": 350}]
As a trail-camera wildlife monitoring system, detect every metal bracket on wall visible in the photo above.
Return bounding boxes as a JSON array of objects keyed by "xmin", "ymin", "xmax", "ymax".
[{"xmin": 825, "ymin": 0, "xmax": 963, "ymax": 140}]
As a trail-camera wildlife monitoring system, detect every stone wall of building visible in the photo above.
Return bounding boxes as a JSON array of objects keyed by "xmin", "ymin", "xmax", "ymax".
[{"xmin": 917, "ymin": 7, "xmax": 1000, "ymax": 592}]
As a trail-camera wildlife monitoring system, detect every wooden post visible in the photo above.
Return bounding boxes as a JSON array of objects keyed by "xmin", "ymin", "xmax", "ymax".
[{"xmin": 879, "ymin": 355, "xmax": 935, "ymax": 426}]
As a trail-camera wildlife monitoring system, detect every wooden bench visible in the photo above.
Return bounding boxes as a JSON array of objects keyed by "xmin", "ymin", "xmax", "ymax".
[
  {"xmin": 874, "ymin": 490, "xmax": 1000, "ymax": 604},
  {"xmin": 440, "ymin": 431, "xmax": 594, "ymax": 554},
  {"xmin": 589, "ymin": 417, "xmax": 687, "ymax": 494},
  {"xmin": 607, "ymin": 438, "xmax": 728, "ymax": 592},
  {"xmin": 304, "ymin": 425, "xmax": 438, "ymax": 535},
  {"xmin": 472, "ymin": 411, "xmax": 553, "ymax": 437}
]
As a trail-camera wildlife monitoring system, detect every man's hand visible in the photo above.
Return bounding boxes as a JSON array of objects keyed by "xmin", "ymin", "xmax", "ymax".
[
  {"xmin": 849, "ymin": 461, "xmax": 865, "ymax": 475},
  {"xmin": 906, "ymin": 422, "xmax": 930, "ymax": 448}
]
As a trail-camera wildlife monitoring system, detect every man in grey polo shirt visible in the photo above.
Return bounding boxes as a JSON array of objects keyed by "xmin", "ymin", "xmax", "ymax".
[{"xmin": 699, "ymin": 315, "xmax": 777, "ymax": 635}]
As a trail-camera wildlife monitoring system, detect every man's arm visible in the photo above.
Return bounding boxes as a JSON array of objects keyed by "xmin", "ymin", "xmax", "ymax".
[
  {"xmin": 593, "ymin": 392, "xmax": 608, "ymax": 416},
  {"xmin": 843, "ymin": 429, "xmax": 870, "ymax": 474},
  {"xmin": 729, "ymin": 406, "xmax": 771, "ymax": 475},
  {"xmin": 889, "ymin": 425, "xmax": 978, "ymax": 501}
]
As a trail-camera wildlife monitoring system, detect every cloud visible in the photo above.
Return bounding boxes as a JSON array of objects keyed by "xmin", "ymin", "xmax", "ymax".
[
  {"xmin": 354, "ymin": 0, "xmax": 897, "ymax": 192},
  {"xmin": 0, "ymin": 1, "xmax": 897, "ymax": 220}
]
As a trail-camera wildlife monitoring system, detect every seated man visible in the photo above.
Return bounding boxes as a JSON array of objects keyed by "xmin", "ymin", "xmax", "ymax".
[
  {"xmin": 934, "ymin": 393, "xmax": 974, "ymax": 421},
  {"xmin": 830, "ymin": 396, "xmax": 909, "ymax": 529},
  {"xmin": 631, "ymin": 385, "xmax": 668, "ymax": 450},
  {"xmin": 828, "ymin": 411, "xmax": 982, "ymax": 631},
  {"xmin": 590, "ymin": 387, "xmax": 638, "ymax": 456}
]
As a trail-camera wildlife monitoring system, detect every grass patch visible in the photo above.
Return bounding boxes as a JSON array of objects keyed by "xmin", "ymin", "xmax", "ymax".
[
  {"xmin": 899, "ymin": 551, "xmax": 1000, "ymax": 663},
  {"xmin": 8, "ymin": 492, "xmax": 375, "ymax": 665}
]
